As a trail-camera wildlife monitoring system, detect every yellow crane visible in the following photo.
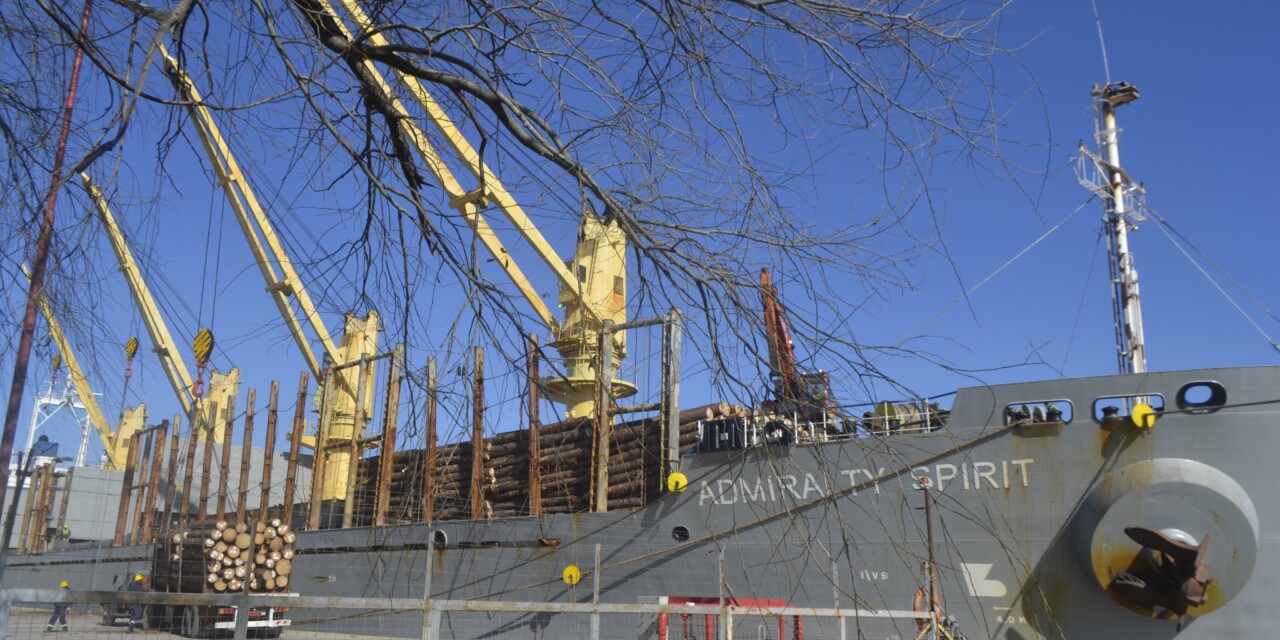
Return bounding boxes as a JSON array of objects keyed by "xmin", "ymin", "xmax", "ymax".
[
  {"xmin": 81, "ymin": 174, "xmax": 239, "ymax": 442},
  {"xmin": 160, "ymin": 46, "xmax": 380, "ymax": 501},
  {"xmin": 318, "ymin": 0, "xmax": 636, "ymax": 420},
  {"xmin": 22, "ymin": 264, "xmax": 141, "ymax": 470}
]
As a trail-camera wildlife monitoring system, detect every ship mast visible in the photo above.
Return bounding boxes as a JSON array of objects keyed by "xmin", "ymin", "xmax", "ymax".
[{"xmin": 1083, "ymin": 82, "xmax": 1147, "ymax": 374}]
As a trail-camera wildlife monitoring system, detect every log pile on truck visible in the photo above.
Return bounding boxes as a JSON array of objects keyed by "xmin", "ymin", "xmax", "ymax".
[{"xmin": 156, "ymin": 519, "xmax": 297, "ymax": 593}]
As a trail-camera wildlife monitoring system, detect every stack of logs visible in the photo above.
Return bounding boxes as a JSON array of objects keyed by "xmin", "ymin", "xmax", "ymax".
[
  {"xmin": 350, "ymin": 403, "xmax": 734, "ymax": 525},
  {"xmin": 156, "ymin": 519, "xmax": 297, "ymax": 593}
]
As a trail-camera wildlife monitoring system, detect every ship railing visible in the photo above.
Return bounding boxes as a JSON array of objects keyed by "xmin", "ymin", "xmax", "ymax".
[{"xmin": 695, "ymin": 406, "xmax": 950, "ymax": 454}]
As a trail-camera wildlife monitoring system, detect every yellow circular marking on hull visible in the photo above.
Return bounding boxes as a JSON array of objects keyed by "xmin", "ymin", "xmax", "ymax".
[
  {"xmin": 1131, "ymin": 403, "xmax": 1157, "ymax": 429},
  {"xmin": 667, "ymin": 472, "xmax": 688, "ymax": 493},
  {"xmin": 562, "ymin": 565, "xmax": 581, "ymax": 586}
]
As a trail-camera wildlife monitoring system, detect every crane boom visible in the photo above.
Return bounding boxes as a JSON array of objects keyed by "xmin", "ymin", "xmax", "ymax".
[
  {"xmin": 161, "ymin": 46, "xmax": 339, "ymax": 380},
  {"xmin": 759, "ymin": 268, "xmax": 835, "ymax": 422},
  {"xmin": 760, "ymin": 268, "xmax": 801, "ymax": 406},
  {"xmin": 160, "ymin": 50, "xmax": 380, "ymax": 499},
  {"xmin": 81, "ymin": 173, "xmax": 235, "ymax": 442},
  {"xmin": 310, "ymin": 0, "xmax": 634, "ymax": 417},
  {"xmin": 316, "ymin": 0, "xmax": 597, "ymax": 332},
  {"xmin": 83, "ymin": 173, "xmax": 196, "ymax": 418},
  {"xmin": 22, "ymin": 264, "xmax": 122, "ymax": 468}
]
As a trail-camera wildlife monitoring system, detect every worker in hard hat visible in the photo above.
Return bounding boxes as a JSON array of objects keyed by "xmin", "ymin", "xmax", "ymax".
[
  {"xmin": 46, "ymin": 580, "xmax": 69, "ymax": 632},
  {"xmin": 126, "ymin": 574, "xmax": 148, "ymax": 633}
]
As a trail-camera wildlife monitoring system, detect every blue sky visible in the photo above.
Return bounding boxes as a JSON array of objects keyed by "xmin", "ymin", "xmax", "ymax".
[{"xmin": 11, "ymin": 1, "xmax": 1279, "ymax": 459}]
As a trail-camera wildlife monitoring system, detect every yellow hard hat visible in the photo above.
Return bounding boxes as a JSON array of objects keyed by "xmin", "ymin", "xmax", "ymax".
[
  {"xmin": 134, "ymin": 574, "xmax": 144, "ymax": 582},
  {"xmin": 59, "ymin": 580, "xmax": 68, "ymax": 589}
]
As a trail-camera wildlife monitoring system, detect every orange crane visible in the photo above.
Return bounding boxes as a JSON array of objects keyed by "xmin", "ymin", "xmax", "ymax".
[{"xmin": 759, "ymin": 269, "xmax": 836, "ymax": 423}]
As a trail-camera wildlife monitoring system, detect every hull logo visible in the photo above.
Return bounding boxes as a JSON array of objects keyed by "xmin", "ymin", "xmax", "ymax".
[{"xmin": 960, "ymin": 563, "xmax": 1007, "ymax": 598}]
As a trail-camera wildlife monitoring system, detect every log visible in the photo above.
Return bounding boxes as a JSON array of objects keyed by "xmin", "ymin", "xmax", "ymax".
[
  {"xmin": 235, "ymin": 533, "xmax": 251, "ymax": 548},
  {"xmin": 275, "ymin": 559, "xmax": 292, "ymax": 576}
]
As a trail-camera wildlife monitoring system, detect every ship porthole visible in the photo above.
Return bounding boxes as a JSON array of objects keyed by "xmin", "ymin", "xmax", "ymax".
[
  {"xmin": 433, "ymin": 530, "xmax": 448, "ymax": 549},
  {"xmin": 1177, "ymin": 381, "xmax": 1227, "ymax": 414},
  {"xmin": 672, "ymin": 526, "xmax": 690, "ymax": 542}
]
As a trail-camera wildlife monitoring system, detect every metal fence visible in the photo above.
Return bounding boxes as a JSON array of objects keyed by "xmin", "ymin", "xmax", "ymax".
[{"xmin": 0, "ymin": 588, "xmax": 934, "ymax": 640}]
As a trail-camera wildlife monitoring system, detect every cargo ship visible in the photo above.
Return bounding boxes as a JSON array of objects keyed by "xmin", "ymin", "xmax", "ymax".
[{"xmin": 2, "ymin": 3, "xmax": 1276, "ymax": 638}]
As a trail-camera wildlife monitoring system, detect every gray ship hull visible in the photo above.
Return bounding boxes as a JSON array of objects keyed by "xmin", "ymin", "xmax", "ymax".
[{"xmin": 5, "ymin": 365, "xmax": 1276, "ymax": 638}]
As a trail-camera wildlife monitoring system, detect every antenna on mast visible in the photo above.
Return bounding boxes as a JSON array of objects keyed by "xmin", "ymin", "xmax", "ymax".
[{"xmin": 1077, "ymin": 82, "xmax": 1147, "ymax": 374}]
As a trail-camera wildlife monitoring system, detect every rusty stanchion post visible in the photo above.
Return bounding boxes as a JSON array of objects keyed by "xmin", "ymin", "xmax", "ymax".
[
  {"xmin": 259, "ymin": 381, "xmax": 280, "ymax": 523},
  {"xmin": 179, "ymin": 410, "xmax": 202, "ymax": 530},
  {"xmin": 161, "ymin": 416, "xmax": 181, "ymax": 537},
  {"xmin": 54, "ymin": 466, "xmax": 74, "ymax": 548},
  {"xmin": 218, "ymin": 394, "xmax": 239, "ymax": 522},
  {"xmin": 25, "ymin": 465, "xmax": 46, "ymax": 552},
  {"xmin": 341, "ymin": 361, "xmax": 371, "ymax": 529},
  {"xmin": 284, "ymin": 373, "xmax": 307, "ymax": 525},
  {"xmin": 527, "ymin": 336, "xmax": 542, "ymax": 517},
  {"xmin": 237, "ymin": 389, "xmax": 256, "ymax": 523},
  {"xmin": 140, "ymin": 420, "xmax": 169, "ymax": 543},
  {"xmin": 375, "ymin": 345, "xmax": 404, "ymax": 526},
  {"xmin": 308, "ymin": 369, "xmax": 335, "ymax": 530},
  {"xmin": 198, "ymin": 402, "xmax": 220, "ymax": 523},
  {"xmin": 422, "ymin": 358, "xmax": 437, "ymax": 522},
  {"xmin": 593, "ymin": 322, "xmax": 614, "ymax": 512},
  {"xmin": 470, "ymin": 347, "xmax": 485, "ymax": 520},
  {"xmin": 113, "ymin": 434, "xmax": 141, "ymax": 545},
  {"xmin": 129, "ymin": 427, "xmax": 155, "ymax": 544}
]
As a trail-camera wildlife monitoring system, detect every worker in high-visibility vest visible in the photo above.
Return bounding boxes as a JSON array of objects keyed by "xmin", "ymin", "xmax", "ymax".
[{"xmin": 47, "ymin": 580, "xmax": 69, "ymax": 632}]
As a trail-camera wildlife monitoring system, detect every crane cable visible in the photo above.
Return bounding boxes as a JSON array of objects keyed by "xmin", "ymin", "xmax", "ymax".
[
  {"xmin": 1146, "ymin": 212, "xmax": 1280, "ymax": 354},
  {"xmin": 1059, "ymin": 232, "xmax": 1105, "ymax": 373},
  {"xmin": 878, "ymin": 198, "xmax": 1094, "ymax": 358},
  {"xmin": 190, "ymin": 153, "xmax": 228, "ymax": 403},
  {"xmin": 116, "ymin": 336, "xmax": 138, "ymax": 425}
]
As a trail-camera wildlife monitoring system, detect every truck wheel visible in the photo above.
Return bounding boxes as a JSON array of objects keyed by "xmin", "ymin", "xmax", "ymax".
[{"xmin": 181, "ymin": 606, "xmax": 203, "ymax": 638}]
